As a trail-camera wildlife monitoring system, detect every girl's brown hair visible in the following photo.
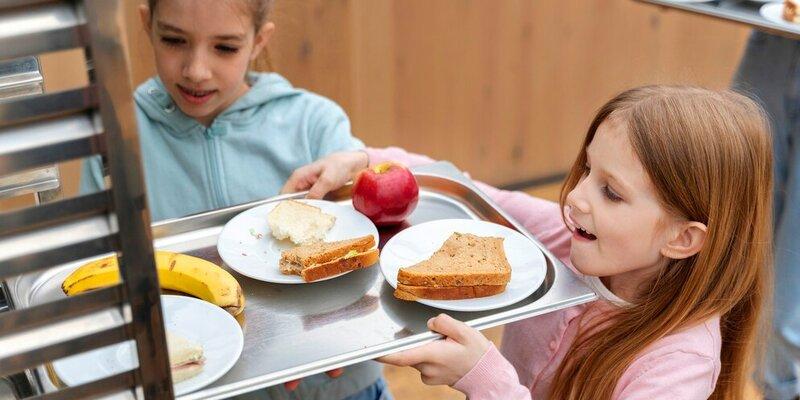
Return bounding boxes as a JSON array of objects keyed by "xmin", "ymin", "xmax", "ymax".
[
  {"xmin": 147, "ymin": 0, "xmax": 274, "ymax": 30},
  {"xmin": 553, "ymin": 86, "xmax": 773, "ymax": 400}
]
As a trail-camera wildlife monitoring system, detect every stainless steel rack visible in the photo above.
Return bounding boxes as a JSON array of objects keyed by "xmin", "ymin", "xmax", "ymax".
[{"xmin": 0, "ymin": 1, "xmax": 172, "ymax": 399}]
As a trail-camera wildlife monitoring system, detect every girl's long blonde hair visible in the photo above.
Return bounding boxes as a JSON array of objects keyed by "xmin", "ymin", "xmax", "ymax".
[{"xmin": 553, "ymin": 86, "xmax": 773, "ymax": 400}]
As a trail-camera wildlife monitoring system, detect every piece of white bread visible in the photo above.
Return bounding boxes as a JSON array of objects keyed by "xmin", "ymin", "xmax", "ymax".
[
  {"xmin": 267, "ymin": 200, "xmax": 336, "ymax": 245},
  {"xmin": 166, "ymin": 332, "xmax": 205, "ymax": 383}
]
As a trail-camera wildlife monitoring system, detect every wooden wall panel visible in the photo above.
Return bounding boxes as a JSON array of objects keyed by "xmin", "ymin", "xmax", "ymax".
[
  {"xmin": 126, "ymin": 0, "xmax": 156, "ymax": 87},
  {"xmin": 32, "ymin": 0, "xmax": 750, "ymax": 203},
  {"xmin": 259, "ymin": 0, "xmax": 355, "ymax": 113},
  {"xmin": 338, "ymin": 0, "xmax": 750, "ymax": 185}
]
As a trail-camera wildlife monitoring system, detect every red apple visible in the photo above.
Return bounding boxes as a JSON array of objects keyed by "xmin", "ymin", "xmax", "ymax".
[{"xmin": 352, "ymin": 162, "xmax": 419, "ymax": 226}]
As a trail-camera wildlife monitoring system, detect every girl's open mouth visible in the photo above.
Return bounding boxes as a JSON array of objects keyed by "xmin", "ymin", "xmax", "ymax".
[
  {"xmin": 575, "ymin": 227, "xmax": 597, "ymax": 241},
  {"xmin": 177, "ymin": 85, "xmax": 217, "ymax": 105},
  {"xmin": 565, "ymin": 208, "xmax": 598, "ymax": 241}
]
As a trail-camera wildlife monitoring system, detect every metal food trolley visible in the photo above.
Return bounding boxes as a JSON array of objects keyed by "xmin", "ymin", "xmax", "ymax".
[{"xmin": 0, "ymin": 2, "xmax": 597, "ymax": 399}]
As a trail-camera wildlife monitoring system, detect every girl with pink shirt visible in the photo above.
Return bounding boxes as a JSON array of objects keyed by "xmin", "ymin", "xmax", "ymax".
[{"xmin": 370, "ymin": 85, "xmax": 773, "ymax": 399}]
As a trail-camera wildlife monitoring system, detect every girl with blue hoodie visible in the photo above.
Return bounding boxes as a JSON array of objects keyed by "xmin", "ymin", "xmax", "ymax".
[{"xmin": 80, "ymin": 0, "xmax": 390, "ymax": 399}]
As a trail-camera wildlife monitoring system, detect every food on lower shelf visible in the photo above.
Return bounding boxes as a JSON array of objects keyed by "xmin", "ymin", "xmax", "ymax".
[
  {"xmin": 785, "ymin": 0, "xmax": 799, "ymax": 23},
  {"xmin": 167, "ymin": 331, "xmax": 205, "ymax": 383},
  {"xmin": 280, "ymin": 235, "xmax": 379, "ymax": 282},
  {"xmin": 61, "ymin": 251, "xmax": 246, "ymax": 316},
  {"xmin": 394, "ymin": 232, "xmax": 511, "ymax": 301},
  {"xmin": 267, "ymin": 200, "xmax": 336, "ymax": 245}
]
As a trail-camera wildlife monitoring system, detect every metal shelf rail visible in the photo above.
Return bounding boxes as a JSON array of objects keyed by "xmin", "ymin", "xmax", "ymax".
[{"xmin": 0, "ymin": 1, "xmax": 172, "ymax": 399}]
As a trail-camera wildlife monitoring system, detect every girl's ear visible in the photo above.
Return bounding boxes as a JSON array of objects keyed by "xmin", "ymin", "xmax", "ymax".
[
  {"xmin": 660, "ymin": 221, "xmax": 707, "ymax": 260},
  {"xmin": 139, "ymin": 4, "xmax": 153, "ymax": 36},
  {"xmin": 250, "ymin": 22, "xmax": 275, "ymax": 61}
]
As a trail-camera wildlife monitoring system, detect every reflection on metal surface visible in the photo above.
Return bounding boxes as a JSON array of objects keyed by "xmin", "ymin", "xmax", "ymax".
[
  {"xmin": 0, "ymin": 56, "xmax": 61, "ymax": 201},
  {"xmin": 0, "ymin": 1, "xmax": 87, "ymax": 60},
  {"xmin": 0, "ymin": 56, "xmax": 42, "ymax": 98}
]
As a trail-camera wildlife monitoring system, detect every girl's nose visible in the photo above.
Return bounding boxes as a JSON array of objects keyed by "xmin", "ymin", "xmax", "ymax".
[
  {"xmin": 566, "ymin": 179, "xmax": 591, "ymax": 215},
  {"xmin": 183, "ymin": 52, "xmax": 212, "ymax": 83}
]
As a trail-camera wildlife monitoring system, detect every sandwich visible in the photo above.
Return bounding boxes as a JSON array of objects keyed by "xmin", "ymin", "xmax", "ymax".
[
  {"xmin": 785, "ymin": 0, "xmax": 799, "ymax": 23},
  {"xmin": 267, "ymin": 200, "xmax": 336, "ymax": 245},
  {"xmin": 394, "ymin": 232, "xmax": 511, "ymax": 301},
  {"xmin": 280, "ymin": 235, "xmax": 380, "ymax": 282},
  {"xmin": 166, "ymin": 331, "xmax": 205, "ymax": 383}
]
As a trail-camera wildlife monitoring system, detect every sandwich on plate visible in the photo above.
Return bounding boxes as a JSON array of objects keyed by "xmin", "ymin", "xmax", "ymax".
[
  {"xmin": 267, "ymin": 200, "xmax": 336, "ymax": 245},
  {"xmin": 279, "ymin": 235, "xmax": 379, "ymax": 282},
  {"xmin": 166, "ymin": 331, "xmax": 205, "ymax": 383},
  {"xmin": 394, "ymin": 232, "xmax": 511, "ymax": 301}
]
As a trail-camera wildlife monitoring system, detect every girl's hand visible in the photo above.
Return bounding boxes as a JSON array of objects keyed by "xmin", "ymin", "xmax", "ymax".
[
  {"xmin": 378, "ymin": 314, "xmax": 490, "ymax": 386},
  {"xmin": 281, "ymin": 150, "xmax": 369, "ymax": 199}
]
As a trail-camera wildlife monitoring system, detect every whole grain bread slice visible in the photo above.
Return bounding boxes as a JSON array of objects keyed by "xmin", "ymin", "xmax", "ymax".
[
  {"xmin": 394, "ymin": 283, "xmax": 507, "ymax": 301},
  {"xmin": 396, "ymin": 232, "xmax": 511, "ymax": 287}
]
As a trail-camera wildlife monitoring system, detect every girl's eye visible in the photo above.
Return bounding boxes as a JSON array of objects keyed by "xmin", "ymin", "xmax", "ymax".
[
  {"xmin": 602, "ymin": 185, "xmax": 623, "ymax": 202},
  {"xmin": 216, "ymin": 45, "xmax": 239, "ymax": 54},
  {"xmin": 160, "ymin": 36, "xmax": 185, "ymax": 46}
]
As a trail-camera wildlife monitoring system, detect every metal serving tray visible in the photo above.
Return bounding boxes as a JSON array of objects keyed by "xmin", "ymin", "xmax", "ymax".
[
  {"xmin": 7, "ymin": 161, "xmax": 596, "ymax": 399},
  {"xmin": 637, "ymin": 0, "xmax": 800, "ymax": 39}
]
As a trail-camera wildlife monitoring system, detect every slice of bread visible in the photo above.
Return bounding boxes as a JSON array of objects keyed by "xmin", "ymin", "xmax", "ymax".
[
  {"xmin": 301, "ymin": 248, "xmax": 380, "ymax": 282},
  {"xmin": 785, "ymin": 0, "xmax": 799, "ymax": 23},
  {"xmin": 394, "ymin": 283, "xmax": 507, "ymax": 300},
  {"xmin": 166, "ymin": 332, "xmax": 204, "ymax": 383},
  {"xmin": 394, "ymin": 232, "xmax": 511, "ymax": 301},
  {"xmin": 267, "ymin": 200, "xmax": 336, "ymax": 244},
  {"xmin": 280, "ymin": 235, "xmax": 378, "ymax": 281},
  {"xmin": 397, "ymin": 233, "xmax": 511, "ymax": 287}
]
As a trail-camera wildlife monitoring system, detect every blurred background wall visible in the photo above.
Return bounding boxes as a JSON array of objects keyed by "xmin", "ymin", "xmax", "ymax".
[{"xmin": 1, "ymin": 0, "xmax": 750, "ymax": 204}]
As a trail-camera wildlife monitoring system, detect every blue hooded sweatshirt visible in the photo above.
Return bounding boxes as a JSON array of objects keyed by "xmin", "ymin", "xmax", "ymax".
[
  {"xmin": 80, "ymin": 73, "xmax": 383, "ymax": 399},
  {"xmin": 81, "ymin": 72, "xmax": 364, "ymax": 222}
]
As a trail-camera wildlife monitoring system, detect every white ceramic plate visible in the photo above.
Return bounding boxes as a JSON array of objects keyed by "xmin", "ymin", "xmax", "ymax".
[
  {"xmin": 217, "ymin": 199, "xmax": 379, "ymax": 284},
  {"xmin": 749, "ymin": 0, "xmax": 781, "ymax": 4},
  {"xmin": 53, "ymin": 295, "xmax": 243, "ymax": 396},
  {"xmin": 380, "ymin": 219, "xmax": 547, "ymax": 312},
  {"xmin": 761, "ymin": 2, "xmax": 800, "ymax": 28}
]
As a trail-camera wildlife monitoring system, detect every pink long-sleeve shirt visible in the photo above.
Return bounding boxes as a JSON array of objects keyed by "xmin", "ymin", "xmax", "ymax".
[{"xmin": 366, "ymin": 147, "xmax": 722, "ymax": 399}]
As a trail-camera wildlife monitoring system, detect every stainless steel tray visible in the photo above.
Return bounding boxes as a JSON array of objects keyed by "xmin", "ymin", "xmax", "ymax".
[
  {"xmin": 8, "ymin": 161, "xmax": 596, "ymax": 400},
  {"xmin": 637, "ymin": 0, "xmax": 800, "ymax": 39}
]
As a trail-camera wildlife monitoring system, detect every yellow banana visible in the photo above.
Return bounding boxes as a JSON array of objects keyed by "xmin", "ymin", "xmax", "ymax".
[{"xmin": 61, "ymin": 251, "xmax": 245, "ymax": 316}]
